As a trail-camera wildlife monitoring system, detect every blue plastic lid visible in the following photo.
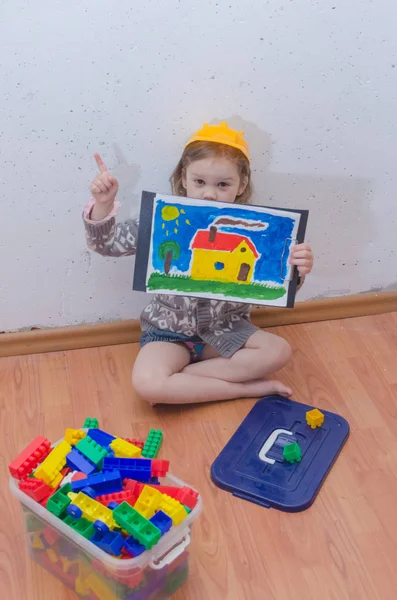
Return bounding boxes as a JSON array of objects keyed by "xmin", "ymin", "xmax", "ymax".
[{"xmin": 211, "ymin": 396, "xmax": 349, "ymax": 512}]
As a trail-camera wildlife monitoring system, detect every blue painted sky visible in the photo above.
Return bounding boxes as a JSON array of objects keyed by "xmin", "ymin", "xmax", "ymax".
[{"xmin": 151, "ymin": 200, "xmax": 296, "ymax": 284}]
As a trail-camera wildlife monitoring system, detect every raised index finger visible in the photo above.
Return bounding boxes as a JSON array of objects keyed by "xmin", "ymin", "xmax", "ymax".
[{"xmin": 94, "ymin": 152, "xmax": 108, "ymax": 173}]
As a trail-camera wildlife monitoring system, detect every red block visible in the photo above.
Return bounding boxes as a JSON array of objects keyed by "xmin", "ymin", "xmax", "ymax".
[
  {"xmin": 123, "ymin": 437, "xmax": 144, "ymax": 450},
  {"xmin": 123, "ymin": 479, "xmax": 144, "ymax": 497},
  {"xmin": 18, "ymin": 478, "xmax": 53, "ymax": 503},
  {"xmin": 96, "ymin": 489, "xmax": 138, "ymax": 507},
  {"xmin": 151, "ymin": 459, "xmax": 169, "ymax": 478},
  {"xmin": 9, "ymin": 436, "xmax": 51, "ymax": 479},
  {"xmin": 71, "ymin": 471, "xmax": 87, "ymax": 482},
  {"xmin": 176, "ymin": 486, "xmax": 199, "ymax": 510},
  {"xmin": 42, "ymin": 526, "xmax": 60, "ymax": 546}
]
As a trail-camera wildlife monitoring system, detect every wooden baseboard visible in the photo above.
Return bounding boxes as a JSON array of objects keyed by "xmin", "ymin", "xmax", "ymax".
[{"xmin": 0, "ymin": 291, "xmax": 396, "ymax": 358}]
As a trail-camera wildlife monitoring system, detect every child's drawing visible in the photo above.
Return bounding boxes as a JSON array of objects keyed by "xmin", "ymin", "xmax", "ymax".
[{"xmin": 133, "ymin": 192, "xmax": 309, "ymax": 307}]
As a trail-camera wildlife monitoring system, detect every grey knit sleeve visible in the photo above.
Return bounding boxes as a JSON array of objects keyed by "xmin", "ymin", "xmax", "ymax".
[{"xmin": 83, "ymin": 215, "xmax": 139, "ymax": 257}]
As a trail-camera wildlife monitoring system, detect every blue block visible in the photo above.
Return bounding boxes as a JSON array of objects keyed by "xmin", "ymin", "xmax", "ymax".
[
  {"xmin": 66, "ymin": 448, "xmax": 97, "ymax": 475},
  {"xmin": 71, "ymin": 470, "xmax": 123, "ymax": 495},
  {"xmin": 102, "ymin": 457, "xmax": 152, "ymax": 481},
  {"xmin": 87, "ymin": 428, "xmax": 116, "ymax": 447},
  {"xmin": 149, "ymin": 510, "xmax": 172, "ymax": 536},
  {"xmin": 90, "ymin": 530, "xmax": 105, "ymax": 546},
  {"xmin": 96, "ymin": 531, "xmax": 125, "ymax": 556},
  {"xmin": 124, "ymin": 536, "xmax": 146, "ymax": 557},
  {"xmin": 148, "ymin": 476, "xmax": 160, "ymax": 485},
  {"xmin": 94, "ymin": 519, "xmax": 110, "ymax": 534}
]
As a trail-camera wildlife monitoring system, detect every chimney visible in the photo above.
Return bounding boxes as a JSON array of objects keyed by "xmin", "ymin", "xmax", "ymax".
[{"xmin": 209, "ymin": 226, "xmax": 217, "ymax": 242}]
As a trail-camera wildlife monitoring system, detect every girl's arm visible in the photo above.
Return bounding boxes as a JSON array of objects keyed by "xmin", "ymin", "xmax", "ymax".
[
  {"xmin": 83, "ymin": 203, "xmax": 138, "ymax": 257},
  {"xmin": 83, "ymin": 152, "xmax": 138, "ymax": 257}
]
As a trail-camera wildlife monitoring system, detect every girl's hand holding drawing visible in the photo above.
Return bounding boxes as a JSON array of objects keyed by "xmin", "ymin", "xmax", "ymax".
[
  {"xmin": 289, "ymin": 243, "xmax": 313, "ymax": 276},
  {"xmin": 89, "ymin": 153, "xmax": 119, "ymax": 221}
]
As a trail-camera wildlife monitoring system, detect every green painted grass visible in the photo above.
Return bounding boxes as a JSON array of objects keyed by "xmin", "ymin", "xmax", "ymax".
[{"xmin": 147, "ymin": 272, "xmax": 286, "ymax": 300}]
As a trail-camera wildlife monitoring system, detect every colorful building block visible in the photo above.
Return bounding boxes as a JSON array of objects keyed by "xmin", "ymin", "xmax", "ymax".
[
  {"xmin": 159, "ymin": 495, "xmax": 187, "ymax": 526},
  {"xmin": 151, "ymin": 459, "xmax": 169, "ymax": 478},
  {"xmin": 46, "ymin": 488, "xmax": 72, "ymax": 517},
  {"xmin": 83, "ymin": 417, "xmax": 99, "ymax": 429},
  {"xmin": 306, "ymin": 408, "xmax": 325, "ymax": 429},
  {"xmin": 94, "ymin": 531, "xmax": 125, "ymax": 556},
  {"xmin": 103, "ymin": 457, "xmax": 152, "ymax": 481},
  {"xmin": 9, "ymin": 436, "xmax": 51, "ymax": 479},
  {"xmin": 18, "ymin": 478, "xmax": 53, "ymax": 503},
  {"xmin": 113, "ymin": 502, "xmax": 161, "ymax": 549},
  {"xmin": 85, "ymin": 573, "xmax": 119, "ymax": 600},
  {"xmin": 71, "ymin": 470, "xmax": 123, "ymax": 496},
  {"xmin": 67, "ymin": 492, "xmax": 117, "ymax": 530},
  {"xmin": 142, "ymin": 429, "xmax": 163, "ymax": 459},
  {"xmin": 63, "ymin": 515, "xmax": 96, "ymax": 539},
  {"xmin": 64, "ymin": 428, "xmax": 86, "ymax": 446},
  {"xmin": 283, "ymin": 442, "xmax": 302, "ymax": 463},
  {"xmin": 176, "ymin": 486, "xmax": 199, "ymax": 510},
  {"xmin": 87, "ymin": 428, "xmax": 116, "ymax": 447},
  {"xmin": 123, "ymin": 536, "xmax": 146, "ymax": 557},
  {"xmin": 134, "ymin": 485, "xmax": 163, "ymax": 519},
  {"xmin": 66, "ymin": 448, "xmax": 97, "ymax": 475},
  {"xmin": 76, "ymin": 437, "xmax": 108, "ymax": 468},
  {"xmin": 110, "ymin": 438, "xmax": 142, "ymax": 459},
  {"xmin": 124, "ymin": 438, "xmax": 144, "ymax": 450},
  {"xmin": 34, "ymin": 440, "xmax": 72, "ymax": 488},
  {"xmin": 149, "ymin": 510, "xmax": 173, "ymax": 535},
  {"xmin": 96, "ymin": 489, "xmax": 138, "ymax": 507}
]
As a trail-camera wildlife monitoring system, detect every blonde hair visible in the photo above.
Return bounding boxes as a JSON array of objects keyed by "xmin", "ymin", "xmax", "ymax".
[{"xmin": 170, "ymin": 141, "xmax": 252, "ymax": 205}]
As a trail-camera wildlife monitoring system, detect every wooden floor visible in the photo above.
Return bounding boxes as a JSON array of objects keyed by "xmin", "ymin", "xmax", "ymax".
[{"xmin": 2, "ymin": 312, "xmax": 397, "ymax": 600}]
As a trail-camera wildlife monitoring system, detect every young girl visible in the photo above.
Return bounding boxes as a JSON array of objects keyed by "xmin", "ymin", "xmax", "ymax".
[{"xmin": 84, "ymin": 122, "xmax": 313, "ymax": 405}]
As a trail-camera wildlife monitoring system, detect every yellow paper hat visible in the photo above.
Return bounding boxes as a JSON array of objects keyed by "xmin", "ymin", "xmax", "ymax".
[{"xmin": 185, "ymin": 122, "xmax": 250, "ymax": 161}]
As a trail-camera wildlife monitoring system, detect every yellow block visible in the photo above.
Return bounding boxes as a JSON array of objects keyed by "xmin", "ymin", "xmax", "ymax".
[
  {"xmin": 86, "ymin": 573, "xmax": 119, "ymax": 600},
  {"xmin": 110, "ymin": 437, "xmax": 142, "ymax": 458},
  {"xmin": 134, "ymin": 485, "xmax": 163, "ymax": 519},
  {"xmin": 68, "ymin": 491, "xmax": 78, "ymax": 501},
  {"xmin": 31, "ymin": 532, "xmax": 44, "ymax": 550},
  {"xmin": 46, "ymin": 548, "xmax": 58, "ymax": 564},
  {"xmin": 34, "ymin": 440, "xmax": 71, "ymax": 487},
  {"xmin": 306, "ymin": 408, "xmax": 325, "ymax": 429},
  {"xmin": 64, "ymin": 428, "xmax": 86, "ymax": 446},
  {"xmin": 159, "ymin": 495, "xmax": 187, "ymax": 526},
  {"xmin": 71, "ymin": 492, "xmax": 117, "ymax": 529}
]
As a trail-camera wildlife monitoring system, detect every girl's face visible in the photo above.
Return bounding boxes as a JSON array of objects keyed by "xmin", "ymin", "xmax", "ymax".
[{"xmin": 182, "ymin": 156, "xmax": 247, "ymax": 203}]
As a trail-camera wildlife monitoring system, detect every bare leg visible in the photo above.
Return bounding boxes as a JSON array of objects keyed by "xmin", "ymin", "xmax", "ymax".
[
  {"xmin": 183, "ymin": 330, "xmax": 292, "ymax": 383},
  {"xmin": 132, "ymin": 342, "xmax": 292, "ymax": 405}
]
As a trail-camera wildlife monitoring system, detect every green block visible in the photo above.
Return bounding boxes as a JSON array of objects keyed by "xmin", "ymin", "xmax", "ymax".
[
  {"xmin": 283, "ymin": 442, "xmax": 302, "ymax": 463},
  {"xmin": 183, "ymin": 505, "xmax": 192, "ymax": 514},
  {"xmin": 46, "ymin": 489, "xmax": 72, "ymax": 518},
  {"xmin": 113, "ymin": 502, "xmax": 161, "ymax": 549},
  {"xmin": 63, "ymin": 515, "xmax": 96, "ymax": 539},
  {"xmin": 76, "ymin": 436, "xmax": 107, "ymax": 467},
  {"xmin": 59, "ymin": 483, "xmax": 72, "ymax": 496},
  {"xmin": 83, "ymin": 417, "xmax": 99, "ymax": 428},
  {"xmin": 142, "ymin": 429, "xmax": 163, "ymax": 459}
]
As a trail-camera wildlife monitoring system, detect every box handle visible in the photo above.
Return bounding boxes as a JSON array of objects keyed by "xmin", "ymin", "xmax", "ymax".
[{"xmin": 149, "ymin": 532, "xmax": 191, "ymax": 570}]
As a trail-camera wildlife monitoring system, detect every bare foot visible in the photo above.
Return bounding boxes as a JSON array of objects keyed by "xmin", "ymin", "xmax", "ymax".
[{"xmin": 243, "ymin": 379, "xmax": 293, "ymax": 398}]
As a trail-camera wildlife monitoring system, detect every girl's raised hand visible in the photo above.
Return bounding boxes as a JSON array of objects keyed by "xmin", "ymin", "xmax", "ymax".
[
  {"xmin": 89, "ymin": 153, "xmax": 119, "ymax": 206},
  {"xmin": 289, "ymin": 243, "xmax": 314, "ymax": 277}
]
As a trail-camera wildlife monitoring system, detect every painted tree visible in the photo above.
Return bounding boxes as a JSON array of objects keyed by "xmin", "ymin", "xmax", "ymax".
[{"xmin": 158, "ymin": 240, "xmax": 181, "ymax": 275}]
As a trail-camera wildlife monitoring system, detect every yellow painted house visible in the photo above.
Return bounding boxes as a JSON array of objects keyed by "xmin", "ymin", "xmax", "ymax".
[{"xmin": 190, "ymin": 227, "xmax": 259, "ymax": 284}]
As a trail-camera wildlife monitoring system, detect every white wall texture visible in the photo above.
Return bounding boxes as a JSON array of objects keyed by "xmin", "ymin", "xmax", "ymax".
[{"xmin": 1, "ymin": 0, "xmax": 396, "ymax": 331}]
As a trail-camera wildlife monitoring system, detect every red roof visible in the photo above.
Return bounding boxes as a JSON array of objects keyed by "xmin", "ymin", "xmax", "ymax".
[{"xmin": 191, "ymin": 230, "xmax": 259, "ymax": 258}]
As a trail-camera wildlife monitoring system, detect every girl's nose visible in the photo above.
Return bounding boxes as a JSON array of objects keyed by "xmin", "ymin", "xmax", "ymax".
[{"xmin": 203, "ymin": 188, "xmax": 217, "ymax": 201}]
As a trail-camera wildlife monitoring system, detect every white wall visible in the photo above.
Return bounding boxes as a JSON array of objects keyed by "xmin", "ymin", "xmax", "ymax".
[{"xmin": 1, "ymin": 0, "xmax": 396, "ymax": 331}]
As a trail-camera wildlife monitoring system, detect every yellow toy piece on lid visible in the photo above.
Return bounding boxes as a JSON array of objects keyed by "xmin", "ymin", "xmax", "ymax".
[
  {"xmin": 185, "ymin": 121, "xmax": 250, "ymax": 161},
  {"xmin": 306, "ymin": 408, "xmax": 325, "ymax": 429}
]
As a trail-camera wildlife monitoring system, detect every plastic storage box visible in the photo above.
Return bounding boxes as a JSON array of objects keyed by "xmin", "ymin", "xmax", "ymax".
[{"xmin": 10, "ymin": 471, "xmax": 202, "ymax": 599}]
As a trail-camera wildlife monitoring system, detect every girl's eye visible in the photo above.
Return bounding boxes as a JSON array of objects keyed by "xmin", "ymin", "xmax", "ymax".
[
  {"xmin": 195, "ymin": 179, "xmax": 205, "ymax": 185},
  {"xmin": 218, "ymin": 182, "xmax": 230, "ymax": 188}
]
